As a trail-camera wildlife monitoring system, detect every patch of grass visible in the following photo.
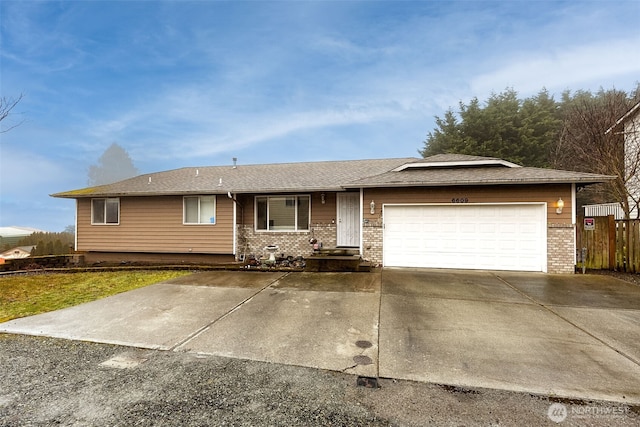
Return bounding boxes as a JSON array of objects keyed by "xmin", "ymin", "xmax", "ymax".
[{"xmin": 0, "ymin": 270, "xmax": 191, "ymax": 322}]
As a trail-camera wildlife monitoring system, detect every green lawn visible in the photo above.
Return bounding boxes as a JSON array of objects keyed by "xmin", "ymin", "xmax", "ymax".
[{"xmin": 0, "ymin": 270, "xmax": 191, "ymax": 323}]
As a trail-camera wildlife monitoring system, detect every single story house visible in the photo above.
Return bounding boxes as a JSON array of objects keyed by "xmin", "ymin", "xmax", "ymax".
[{"xmin": 52, "ymin": 154, "xmax": 613, "ymax": 273}]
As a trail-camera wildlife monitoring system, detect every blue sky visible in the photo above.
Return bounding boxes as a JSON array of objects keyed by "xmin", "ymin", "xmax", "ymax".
[{"xmin": 1, "ymin": 0, "xmax": 639, "ymax": 232}]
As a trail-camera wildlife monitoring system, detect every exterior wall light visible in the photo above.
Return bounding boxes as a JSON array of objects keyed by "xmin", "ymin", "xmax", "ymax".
[
  {"xmin": 370, "ymin": 200, "xmax": 376, "ymax": 215},
  {"xmin": 321, "ymin": 193, "xmax": 325, "ymax": 204},
  {"xmin": 556, "ymin": 197, "xmax": 564, "ymax": 214}
]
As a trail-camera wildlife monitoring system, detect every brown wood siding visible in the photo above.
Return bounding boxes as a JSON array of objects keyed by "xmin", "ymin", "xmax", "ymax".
[
  {"xmin": 311, "ymin": 192, "xmax": 338, "ymax": 223},
  {"xmin": 77, "ymin": 196, "xmax": 234, "ymax": 253},
  {"xmin": 237, "ymin": 195, "xmax": 254, "ymax": 226},
  {"xmin": 363, "ymin": 184, "xmax": 574, "ymax": 224}
]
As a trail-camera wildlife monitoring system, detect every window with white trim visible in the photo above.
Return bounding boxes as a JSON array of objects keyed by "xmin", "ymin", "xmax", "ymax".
[
  {"xmin": 184, "ymin": 196, "xmax": 216, "ymax": 224},
  {"xmin": 92, "ymin": 198, "xmax": 120, "ymax": 225},
  {"xmin": 255, "ymin": 195, "xmax": 310, "ymax": 231}
]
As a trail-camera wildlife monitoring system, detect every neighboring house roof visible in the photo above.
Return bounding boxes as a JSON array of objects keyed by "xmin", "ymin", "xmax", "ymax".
[
  {"xmin": 51, "ymin": 155, "xmax": 614, "ymax": 198},
  {"xmin": 605, "ymin": 100, "xmax": 640, "ymax": 134},
  {"xmin": 0, "ymin": 246, "xmax": 35, "ymax": 259},
  {"xmin": 583, "ymin": 203, "xmax": 628, "ymax": 220}
]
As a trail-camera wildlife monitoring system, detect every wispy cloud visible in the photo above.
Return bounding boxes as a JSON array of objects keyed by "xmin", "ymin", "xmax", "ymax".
[
  {"xmin": 2, "ymin": 0, "xmax": 639, "ymax": 230},
  {"xmin": 88, "ymin": 89, "xmax": 408, "ymax": 162},
  {"xmin": 471, "ymin": 37, "xmax": 640, "ymax": 96}
]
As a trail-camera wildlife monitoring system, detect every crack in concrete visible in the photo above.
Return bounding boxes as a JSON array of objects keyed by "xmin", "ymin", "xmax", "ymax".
[
  {"xmin": 341, "ymin": 364, "xmax": 359, "ymax": 373},
  {"xmin": 170, "ymin": 273, "xmax": 289, "ymax": 352},
  {"xmin": 494, "ymin": 273, "xmax": 640, "ymax": 368}
]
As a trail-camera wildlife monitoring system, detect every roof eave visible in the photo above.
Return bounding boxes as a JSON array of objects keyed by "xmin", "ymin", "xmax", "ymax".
[
  {"xmin": 344, "ymin": 177, "xmax": 615, "ymax": 188},
  {"xmin": 51, "ymin": 186, "xmax": 348, "ymax": 198},
  {"xmin": 605, "ymin": 100, "xmax": 640, "ymax": 134}
]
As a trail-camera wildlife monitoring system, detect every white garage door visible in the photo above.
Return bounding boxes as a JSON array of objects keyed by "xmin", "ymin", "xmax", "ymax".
[{"xmin": 383, "ymin": 204, "xmax": 546, "ymax": 272}]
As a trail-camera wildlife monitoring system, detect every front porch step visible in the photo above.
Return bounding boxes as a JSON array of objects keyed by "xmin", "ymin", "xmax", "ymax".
[
  {"xmin": 305, "ymin": 247, "xmax": 368, "ymax": 272},
  {"xmin": 313, "ymin": 248, "xmax": 360, "ymax": 257}
]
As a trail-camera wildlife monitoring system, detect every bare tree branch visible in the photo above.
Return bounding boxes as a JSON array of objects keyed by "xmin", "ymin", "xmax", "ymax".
[
  {"xmin": 0, "ymin": 93, "xmax": 25, "ymax": 133},
  {"xmin": 554, "ymin": 89, "xmax": 640, "ymax": 218}
]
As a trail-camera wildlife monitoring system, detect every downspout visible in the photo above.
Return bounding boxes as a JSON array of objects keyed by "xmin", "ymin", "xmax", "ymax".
[
  {"xmin": 227, "ymin": 192, "xmax": 243, "ymax": 258},
  {"xmin": 359, "ymin": 188, "xmax": 364, "ymax": 256},
  {"xmin": 75, "ymin": 199, "xmax": 78, "ymax": 251},
  {"xmin": 572, "ymin": 183, "xmax": 577, "ymax": 267}
]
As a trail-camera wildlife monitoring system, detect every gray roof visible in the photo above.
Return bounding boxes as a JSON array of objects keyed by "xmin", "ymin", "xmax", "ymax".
[
  {"xmin": 346, "ymin": 164, "xmax": 614, "ymax": 188},
  {"xmin": 52, "ymin": 155, "xmax": 614, "ymax": 198},
  {"xmin": 346, "ymin": 153, "xmax": 615, "ymax": 187},
  {"xmin": 52, "ymin": 158, "xmax": 417, "ymax": 198}
]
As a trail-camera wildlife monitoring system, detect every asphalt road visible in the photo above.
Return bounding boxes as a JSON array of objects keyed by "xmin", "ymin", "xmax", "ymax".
[{"xmin": 1, "ymin": 333, "xmax": 637, "ymax": 426}]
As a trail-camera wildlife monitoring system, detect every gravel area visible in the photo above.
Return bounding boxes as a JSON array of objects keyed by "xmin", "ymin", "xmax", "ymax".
[{"xmin": 1, "ymin": 334, "xmax": 638, "ymax": 426}]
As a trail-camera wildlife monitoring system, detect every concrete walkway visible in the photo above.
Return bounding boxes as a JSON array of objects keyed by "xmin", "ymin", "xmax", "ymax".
[{"xmin": 2, "ymin": 269, "xmax": 640, "ymax": 404}]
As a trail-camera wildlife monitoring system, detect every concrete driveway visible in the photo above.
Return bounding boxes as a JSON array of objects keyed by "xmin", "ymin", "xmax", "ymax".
[
  {"xmin": 379, "ymin": 269, "xmax": 640, "ymax": 404},
  {"xmin": 2, "ymin": 269, "xmax": 640, "ymax": 404}
]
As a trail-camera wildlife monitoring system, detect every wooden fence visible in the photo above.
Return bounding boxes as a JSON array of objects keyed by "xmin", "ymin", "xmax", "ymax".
[{"xmin": 577, "ymin": 215, "xmax": 640, "ymax": 273}]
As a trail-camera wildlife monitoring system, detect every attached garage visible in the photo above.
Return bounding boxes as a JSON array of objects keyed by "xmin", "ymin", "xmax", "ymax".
[{"xmin": 383, "ymin": 204, "xmax": 546, "ymax": 272}]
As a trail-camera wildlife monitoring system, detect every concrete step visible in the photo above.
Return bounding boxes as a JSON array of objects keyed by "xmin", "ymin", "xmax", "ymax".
[
  {"xmin": 313, "ymin": 247, "xmax": 360, "ymax": 257},
  {"xmin": 305, "ymin": 254, "xmax": 370, "ymax": 272}
]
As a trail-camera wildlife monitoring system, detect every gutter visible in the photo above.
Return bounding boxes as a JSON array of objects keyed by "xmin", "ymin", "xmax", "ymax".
[
  {"xmin": 342, "ymin": 176, "xmax": 617, "ymax": 189},
  {"xmin": 51, "ymin": 186, "xmax": 349, "ymax": 199}
]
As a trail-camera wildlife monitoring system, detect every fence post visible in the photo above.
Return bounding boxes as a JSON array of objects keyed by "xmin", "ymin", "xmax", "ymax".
[
  {"xmin": 616, "ymin": 219, "xmax": 630, "ymax": 272},
  {"xmin": 633, "ymin": 220, "xmax": 640, "ymax": 273},
  {"xmin": 630, "ymin": 220, "xmax": 635, "ymax": 273},
  {"xmin": 608, "ymin": 215, "xmax": 616, "ymax": 270}
]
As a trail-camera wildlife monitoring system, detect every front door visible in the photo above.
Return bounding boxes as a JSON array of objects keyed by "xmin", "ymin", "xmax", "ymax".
[{"xmin": 337, "ymin": 192, "xmax": 360, "ymax": 247}]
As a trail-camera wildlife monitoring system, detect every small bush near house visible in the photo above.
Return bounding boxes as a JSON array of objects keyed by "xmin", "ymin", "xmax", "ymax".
[{"xmin": 0, "ymin": 270, "xmax": 190, "ymax": 322}]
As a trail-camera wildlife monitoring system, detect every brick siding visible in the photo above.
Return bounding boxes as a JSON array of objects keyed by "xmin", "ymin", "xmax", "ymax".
[
  {"xmin": 238, "ymin": 223, "xmax": 337, "ymax": 260},
  {"xmin": 362, "ymin": 219, "xmax": 383, "ymax": 266},
  {"xmin": 547, "ymin": 223, "xmax": 576, "ymax": 274}
]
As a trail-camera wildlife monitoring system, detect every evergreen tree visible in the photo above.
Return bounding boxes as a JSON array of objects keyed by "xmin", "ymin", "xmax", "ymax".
[
  {"xmin": 16, "ymin": 232, "xmax": 74, "ymax": 256},
  {"xmin": 420, "ymin": 88, "xmax": 561, "ymax": 167},
  {"xmin": 420, "ymin": 84, "xmax": 640, "ymax": 215},
  {"xmin": 88, "ymin": 143, "xmax": 139, "ymax": 186},
  {"xmin": 53, "ymin": 239, "xmax": 64, "ymax": 255}
]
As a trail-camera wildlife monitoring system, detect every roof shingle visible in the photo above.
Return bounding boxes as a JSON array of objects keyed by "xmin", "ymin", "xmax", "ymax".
[
  {"xmin": 52, "ymin": 158, "xmax": 417, "ymax": 198},
  {"xmin": 51, "ymin": 155, "xmax": 614, "ymax": 198}
]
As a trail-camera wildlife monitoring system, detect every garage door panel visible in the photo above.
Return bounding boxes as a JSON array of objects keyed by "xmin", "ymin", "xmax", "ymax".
[
  {"xmin": 478, "ymin": 223, "xmax": 497, "ymax": 233},
  {"xmin": 424, "ymin": 240, "xmax": 441, "ymax": 250},
  {"xmin": 459, "ymin": 223, "xmax": 476, "ymax": 233},
  {"xmin": 383, "ymin": 204, "xmax": 545, "ymax": 272},
  {"xmin": 478, "ymin": 240, "xmax": 498, "ymax": 250},
  {"xmin": 519, "ymin": 223, "xmax": 539, "ymax": 233}
]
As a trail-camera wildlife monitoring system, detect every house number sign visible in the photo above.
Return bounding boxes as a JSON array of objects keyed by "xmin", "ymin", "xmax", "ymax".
[{"xmin": 451, "ymin": 198, "xmax": 469, "ymax": 203}]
